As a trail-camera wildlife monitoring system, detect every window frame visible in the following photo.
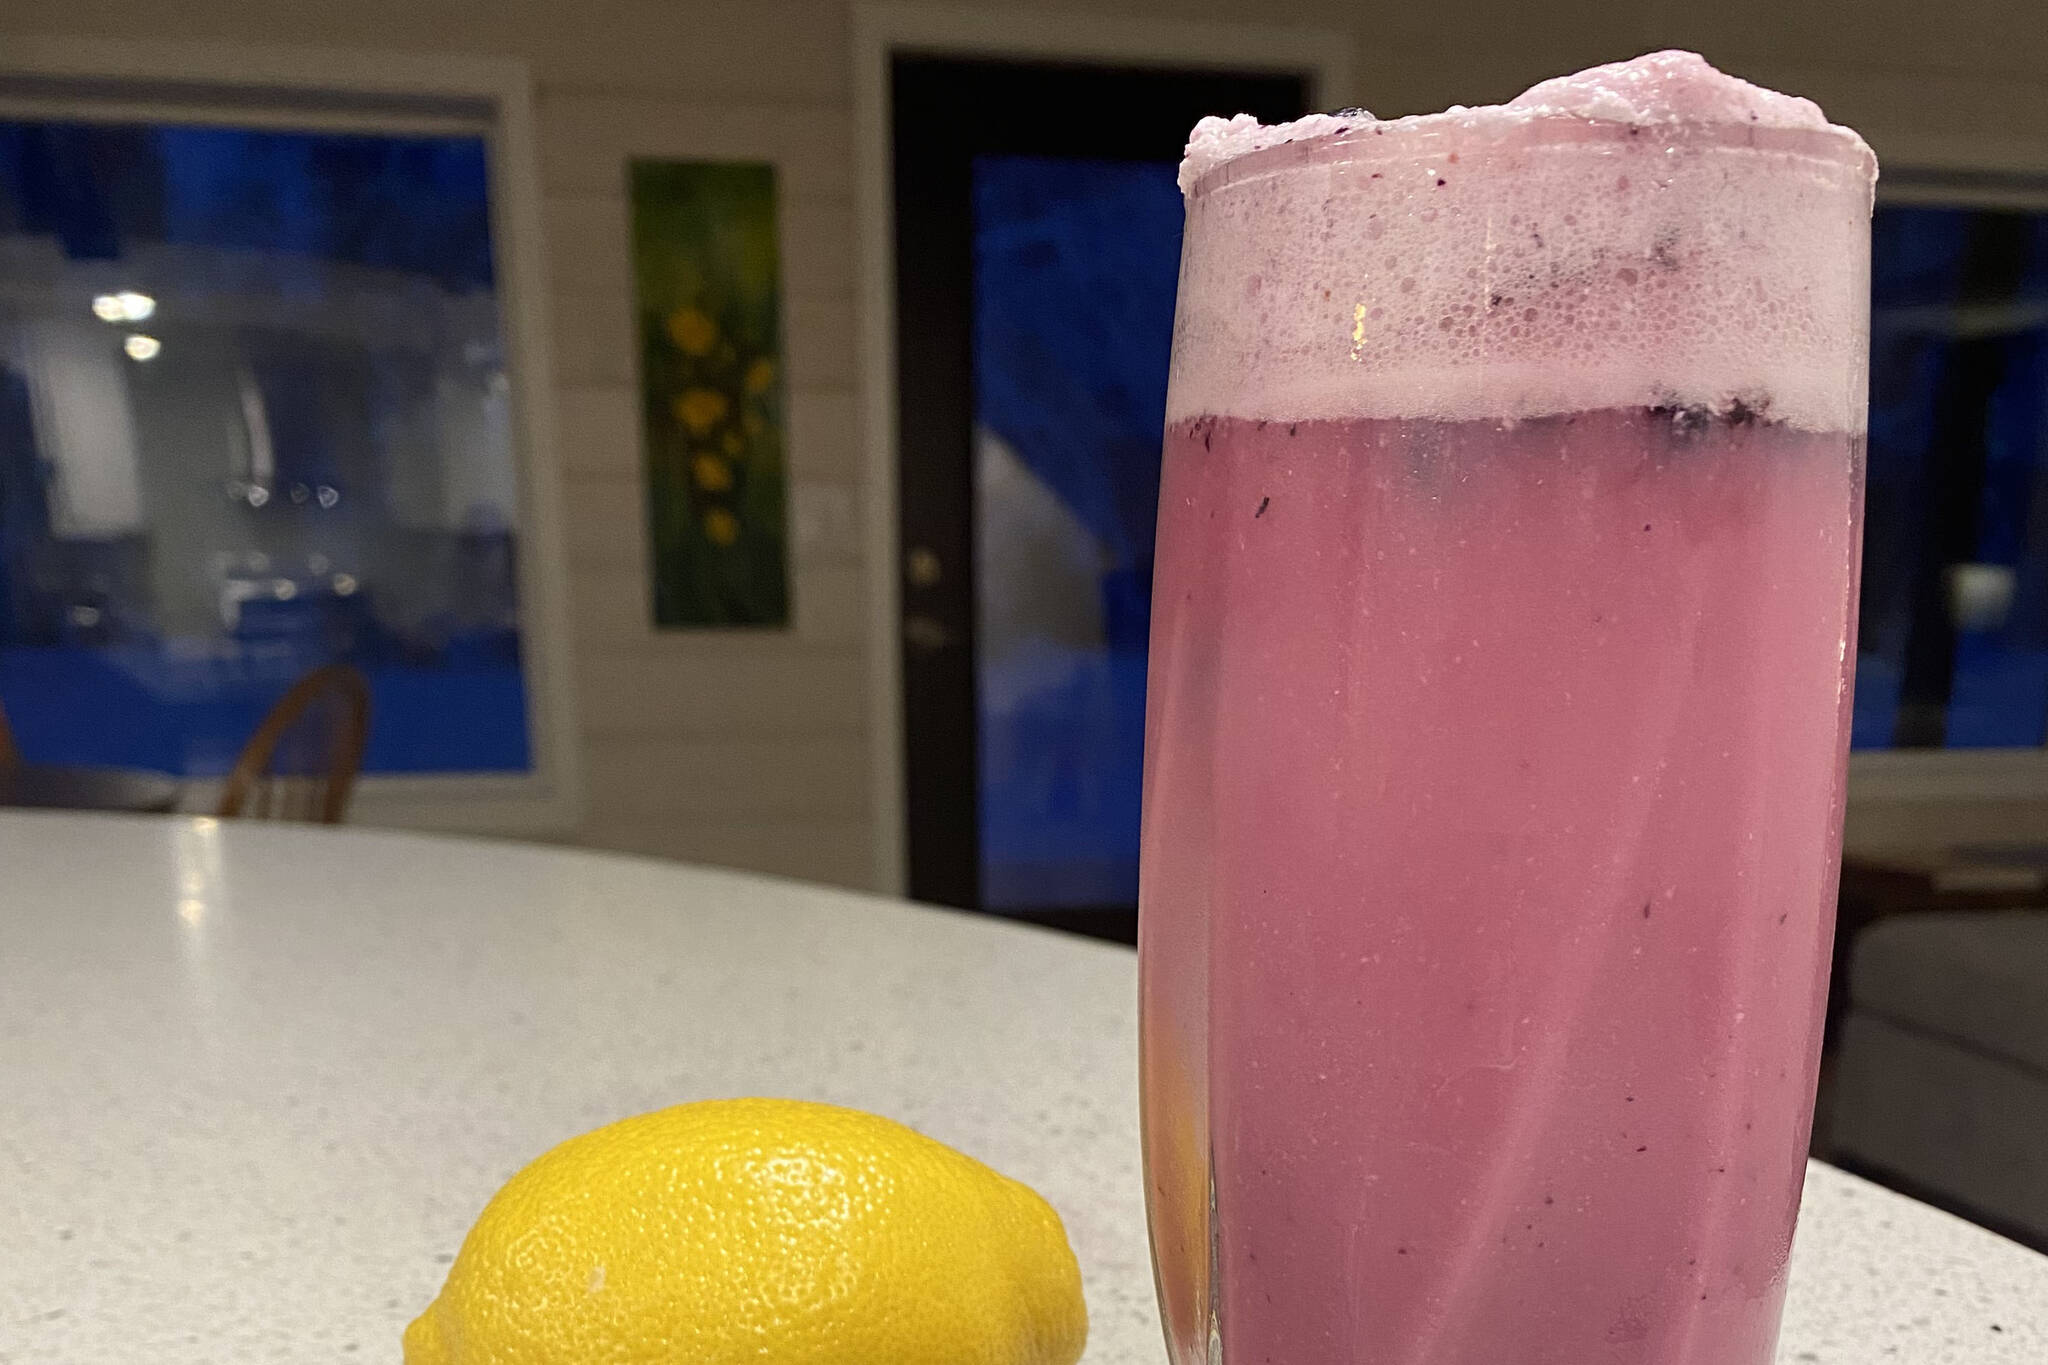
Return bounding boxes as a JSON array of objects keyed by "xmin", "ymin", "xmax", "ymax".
[
  {"xmin": 1850, "ymin": 167, "xmax": 2048, "ymax": 822},
  {"xmin": 0, "ymin": 37, "xmax": 581, "ymax": 835}
]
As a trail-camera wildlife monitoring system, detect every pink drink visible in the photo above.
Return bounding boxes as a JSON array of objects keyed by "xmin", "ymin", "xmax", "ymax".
[{"xmin": 1139, "ymin": 54, "xmax": 1876, "ymax": 1365}]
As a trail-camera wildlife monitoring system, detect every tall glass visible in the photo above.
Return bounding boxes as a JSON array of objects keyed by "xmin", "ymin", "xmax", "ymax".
[{"xmin": 1139, "ymin": 58, "xmax": 1876, "ymax": 1365}]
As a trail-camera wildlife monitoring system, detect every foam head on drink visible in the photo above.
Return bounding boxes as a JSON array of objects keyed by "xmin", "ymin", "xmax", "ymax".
[{"xmin": 1139, "ymin": 52, "xmax": 1875, "ymax": 1365}]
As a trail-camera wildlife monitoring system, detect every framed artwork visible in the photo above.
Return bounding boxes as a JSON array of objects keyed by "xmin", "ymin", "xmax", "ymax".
[{"xmin": 628, "ymin": 160, "xmax": 789, "ymax": 627}]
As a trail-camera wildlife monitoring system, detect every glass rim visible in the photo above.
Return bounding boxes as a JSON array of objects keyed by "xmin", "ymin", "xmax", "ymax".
[{"xmin": 1186, "ymin": 112, "xmax": 1877, "ymax": 201}]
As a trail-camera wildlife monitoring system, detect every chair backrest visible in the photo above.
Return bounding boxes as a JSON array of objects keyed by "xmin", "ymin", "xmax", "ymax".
[
  {"xmin": 217, "ymin": 664, "xmax": 370, "ymax": 823},
  {"xmin": 0, "ymin": 696, "xmax": 17, "ymax": 773}
]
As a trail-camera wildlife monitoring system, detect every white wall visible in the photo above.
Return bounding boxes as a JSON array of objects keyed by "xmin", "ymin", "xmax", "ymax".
[{"xmin": 7, "ymin": 0, "xmax": 2047, "ymax": 884}]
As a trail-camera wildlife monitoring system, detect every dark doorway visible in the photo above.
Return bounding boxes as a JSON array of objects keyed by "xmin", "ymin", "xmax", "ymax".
[{"xmin": 893, "ymin": 57, "xmax": 1309, "ymax": 942}]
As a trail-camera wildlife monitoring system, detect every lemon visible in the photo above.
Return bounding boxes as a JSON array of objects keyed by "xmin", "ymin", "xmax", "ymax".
[{"xmin": 403, "ymin": 1098, "xmax": 1088, "ymax": 1365}]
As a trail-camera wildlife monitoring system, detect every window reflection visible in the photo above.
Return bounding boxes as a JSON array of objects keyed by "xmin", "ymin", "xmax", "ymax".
[
  {"xmin": 0, "ymin": 119, "xmax": 529, "ymax": 775},
  {"xmin": 1858, "ymin": 201, "xmax": 2048, "ymax": 749},
  {"xmin": 972, "ymin": 154, "xmax": 1181, "ymax": 910}
]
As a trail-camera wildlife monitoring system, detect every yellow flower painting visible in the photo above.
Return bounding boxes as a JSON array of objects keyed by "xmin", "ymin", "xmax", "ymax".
[{"xmin": 630, "ymin": 161, "xmax": 788, "ymax": 626}]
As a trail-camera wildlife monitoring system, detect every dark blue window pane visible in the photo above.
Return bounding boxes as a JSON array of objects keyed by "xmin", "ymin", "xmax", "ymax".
[
  {"xmin": 0, "ymin": 118, "xmax": 528, "ymax": 776},
  {"xmin": 1859, "ymin": 203, "xmax": 2048, "ymax": 750},
  {"xmin": 972, "ymin": 154, "xmax": 1182, "ymax": 909}
]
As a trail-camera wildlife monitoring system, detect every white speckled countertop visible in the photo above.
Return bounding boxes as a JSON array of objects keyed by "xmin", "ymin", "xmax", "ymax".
[{"xmin": 1, "ymin": 812, "xmax": 2041, "ymax": 1362}]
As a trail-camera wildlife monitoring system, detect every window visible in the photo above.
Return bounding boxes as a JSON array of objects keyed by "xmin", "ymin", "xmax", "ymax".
[
  {"xmin": 972, "ymin": 152, "xmax": 1182, "ymax": 912},
  {"xmin": 0, "ymin": 43, "xmax": 575, "ymax": 829},
  {"xmin": 1859, "ymin": 194, "xmax": 2048, "ymax": 754}
]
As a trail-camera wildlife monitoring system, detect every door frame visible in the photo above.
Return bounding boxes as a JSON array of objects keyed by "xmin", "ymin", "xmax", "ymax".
[{"xmin": 852, "ymin": 4, "xmax": 1356, "ymax": 893}]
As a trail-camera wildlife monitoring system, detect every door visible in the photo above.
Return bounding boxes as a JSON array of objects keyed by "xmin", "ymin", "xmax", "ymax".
[{"xmin": 893, "ymin": 57, "xmax": 1310, "ymax": 939}]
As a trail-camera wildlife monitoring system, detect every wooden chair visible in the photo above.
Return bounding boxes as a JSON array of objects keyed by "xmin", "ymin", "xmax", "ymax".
[
  {"xmin": 217, "ymin": 664, "xmax": 370, "ymax": 823},
  {"xmin": 0, "ymin": 697, "xmax": 17, "ymax": 774}
]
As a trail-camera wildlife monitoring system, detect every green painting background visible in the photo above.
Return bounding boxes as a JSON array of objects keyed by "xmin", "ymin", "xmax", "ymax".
[{"xmin": 629, "ymin": 160, "xmax": 789, "ymax": 627}]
